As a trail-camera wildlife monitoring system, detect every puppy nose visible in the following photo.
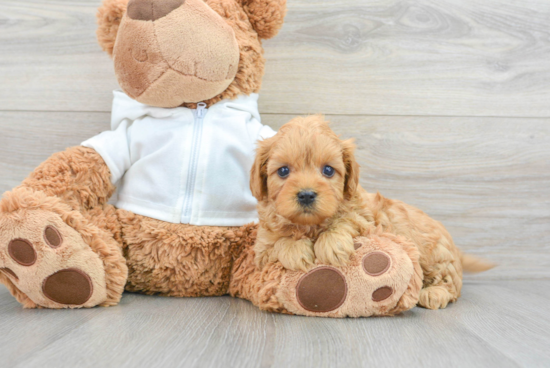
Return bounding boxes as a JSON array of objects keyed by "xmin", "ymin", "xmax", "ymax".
[
  {"xmin": 127, "ymin": 0, "xmax": 184, "ymax": 21},
  {"xmin": 297, "ymin": 191, "xmax": 317, "ymax": 206}
]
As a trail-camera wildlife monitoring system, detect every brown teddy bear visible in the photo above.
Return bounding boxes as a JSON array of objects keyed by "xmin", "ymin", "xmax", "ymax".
[{"xmin": 0, "ymin": 0, "xmax": 423, "ymax": 317}]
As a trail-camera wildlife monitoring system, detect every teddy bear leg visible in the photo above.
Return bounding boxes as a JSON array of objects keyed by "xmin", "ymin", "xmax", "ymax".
[
  {"xmin": 0, "ymin": 188, "xmax": 127, "ymax": 308},
  {"xmin": 230, "ymin": 230, "xmax": 424, "ymax": 317},
  {"xmin": 118, "ymin": 210, "xmax": 257, "ymax": 297}
]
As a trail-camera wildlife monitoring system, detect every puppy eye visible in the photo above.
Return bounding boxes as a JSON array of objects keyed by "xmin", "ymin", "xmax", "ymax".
[
  {"xmin": 322, "ymin": 165, "xmax": 335, "ymax": 178},
  {"xmin": 277, "ymin": 166, "xmax": 290, "ymax": 178}
]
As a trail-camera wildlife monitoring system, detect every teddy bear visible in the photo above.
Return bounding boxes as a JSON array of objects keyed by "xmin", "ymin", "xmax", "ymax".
[{"xmin": 0, "ymin": 0, "xmax": 423, "ymax": 317}]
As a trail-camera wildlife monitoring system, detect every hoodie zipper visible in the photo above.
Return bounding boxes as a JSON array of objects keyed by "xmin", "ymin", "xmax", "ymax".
[{"xmin": 181, "ymin": 102, "xmax": 207, "ymax": 223}]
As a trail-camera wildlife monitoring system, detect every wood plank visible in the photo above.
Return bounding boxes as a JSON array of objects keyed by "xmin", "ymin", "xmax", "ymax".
[
  {"xmin": 1, "ymin": 0, "xmax": 550, "ymax": 116},
  {"xmin": 0, "ymin": 286, "xmax": 101, "ymax": 367},
  {"xmin": 0, "ymin": 0, "xmax": 117, "ymax": 112},
  {"xmin": 1, "ymin": 111, "xmax": 549, "ymax": 279},
  {"xmin": 262, "ymin": 0, "xmax": 550, "ymax": 117},
  {"xmin": 0, "ymin": 111, "xmax": 110, "ymax": 191},
  {"xmin": 2, "ymin": 280, "xmax": 550, "ymax": 367},
  {"xmin": 450, "ymin": 281, "xmax": 550, "ymax": 367}
]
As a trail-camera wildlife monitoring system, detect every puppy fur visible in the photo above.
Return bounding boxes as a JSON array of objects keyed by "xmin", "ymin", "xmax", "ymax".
[{"xmin": 251, "ymin": 115, "xmax": 494, "ymax": 309}]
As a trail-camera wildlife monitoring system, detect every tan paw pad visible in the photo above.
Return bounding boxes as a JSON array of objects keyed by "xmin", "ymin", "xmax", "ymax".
[
  {"xmin": 43, "ymin": 268, "xmax": 93, "ymax": 305},
  {"xmin": 372, "ymin": 286, "xmax": 394, "ymax": 302},
  {"xmin": 44, "ymin": 225, "xmax": 62, "ymax": 248},
  {"xmin": 362, "ymin": 251, "xmax": 391, "ymax": 276},
  {"xmin": 296, "ymin": 267, "xmax": 347, "ymax": 313},
  {"xmin": 8, "ymin": 239, "xmax": 37, "ymax": 266}
]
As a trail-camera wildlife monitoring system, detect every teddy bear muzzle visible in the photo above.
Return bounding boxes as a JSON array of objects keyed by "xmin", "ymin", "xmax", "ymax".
[{"xmin": 112, "ymin": 0, "xmax": 240, "ymax": 107}]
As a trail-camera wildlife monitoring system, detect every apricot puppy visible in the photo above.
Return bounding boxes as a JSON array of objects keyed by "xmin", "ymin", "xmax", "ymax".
[
  {"xmin": 251, "ymin": 115, "xmax": 494, "ymax": 310},
  {"xmin": 251, "ymin": 115, "xmax": 372, "ymax": 272}
]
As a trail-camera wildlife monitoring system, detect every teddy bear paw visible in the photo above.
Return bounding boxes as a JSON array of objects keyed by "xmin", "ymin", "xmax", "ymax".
[
  {"xmin": 0, "ymin": 209, "xmax": 109, "ymax": 308},
  {"xmin": 275, "ymin": 233, "xmax": 422, "ymax": 317}
]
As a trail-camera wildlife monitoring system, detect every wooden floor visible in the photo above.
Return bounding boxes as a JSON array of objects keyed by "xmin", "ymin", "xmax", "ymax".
[
  {"xmin": 1, "ymin": 0, "xmax": 550, "ymax": 367},
  {"xmin": 1, "ymin": 280, "xmax": 550, "ymax": 368}
]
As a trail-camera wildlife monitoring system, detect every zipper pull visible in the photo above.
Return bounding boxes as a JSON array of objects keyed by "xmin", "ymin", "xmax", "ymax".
[{"xmin": 196, "ymin": 102, "xmax": 207, "ymax": 118}]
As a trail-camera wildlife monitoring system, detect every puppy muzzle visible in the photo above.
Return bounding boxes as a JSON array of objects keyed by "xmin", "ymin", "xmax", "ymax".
[{"xmin": 297, "ymin": 190, "xmax": 317, "ymax": 207}]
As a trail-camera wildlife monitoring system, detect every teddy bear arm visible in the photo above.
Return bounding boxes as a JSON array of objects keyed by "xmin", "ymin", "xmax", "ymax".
[{"xmin": 19, "ymin": 146, "xmax": 115, "ymax": 211}]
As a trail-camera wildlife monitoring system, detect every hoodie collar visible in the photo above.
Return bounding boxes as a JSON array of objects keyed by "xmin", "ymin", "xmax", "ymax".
[{"xmin": 111, "ymin": 90, "xmax": 261, "ymax": 129}]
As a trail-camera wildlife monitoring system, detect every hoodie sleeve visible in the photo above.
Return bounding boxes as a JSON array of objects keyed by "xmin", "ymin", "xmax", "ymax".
[
  {"xmin": 81, "ymin": 120, "xmax": 132, "ymax": 184},
  {"xmin": 246, "ymin": 119, "xmax": 277, "ymax": 148},
  {"xmin": 257, "ymin": 124, "xmax": 277, "ymax": 140}
]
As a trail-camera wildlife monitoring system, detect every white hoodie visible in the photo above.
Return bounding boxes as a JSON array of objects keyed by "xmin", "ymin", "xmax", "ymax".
[{"xmin": 82, "ymin": 90, "xmax": 276, "ymax": 226}]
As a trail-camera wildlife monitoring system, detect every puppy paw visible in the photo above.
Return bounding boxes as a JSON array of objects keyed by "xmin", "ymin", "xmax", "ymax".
[
  {"xmin": 418, "ymin": 286, "xmax": 453, "ymax": 310},
  {"xmin": 314, "ymin": 231, "xmax": 355, "ymax": 267},
  {"xmin": 273, "ymin": 237, "xmax": 315, "ymax": 272},
  {"xmin": 254, "ymin": 248, "xmax": 272, "ymax": 270}
]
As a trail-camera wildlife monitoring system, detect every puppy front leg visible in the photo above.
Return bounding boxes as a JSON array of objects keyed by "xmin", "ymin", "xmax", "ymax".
[
  {"xmin": 314, "ymin": 231, "xmax": 354, "ymax": 267},
  {"xmin": 272, "ymin": 237, "xmax": 315, "ymax": 272},
  {"xmin": 314, "ymin": 219, "xmax": 362, "ymax": 267},
  {"xmin": 254, "ymin": 226, "xmax": 278, "ymax": 269},
  {"xmin": 254, "ymin": 227, "xmax": 314, "ymax": 271}
]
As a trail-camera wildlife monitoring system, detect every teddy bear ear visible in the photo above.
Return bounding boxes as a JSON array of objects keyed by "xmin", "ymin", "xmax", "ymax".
[
  {"xmin": 96, "ymin": 0, "xmax": 129, "ymax": 56},
  {"xmin": 242, "ymin": 0, "xmax": 287, "ymax": 40}
]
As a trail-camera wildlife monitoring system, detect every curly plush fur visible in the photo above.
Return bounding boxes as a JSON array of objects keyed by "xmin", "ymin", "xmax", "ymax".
[
  {"xmin": 96, "ymin": 0, "xmax": 128, "ymax": 56},
  {"xmin": 242, "ymin": 0, "xmax": 287, "ymax": 39},
  {"xmin": 251, "ymin": 115, "xmax": 494, "ymax": 310}
]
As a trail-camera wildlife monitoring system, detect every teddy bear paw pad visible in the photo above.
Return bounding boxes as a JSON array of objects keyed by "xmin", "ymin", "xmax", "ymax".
[
  {"xmin": 42, "ymin": 268, "xmax": 93, "ymax": 305},
  {"xmin": 8, "ymin": 239, "xmax": 37, "ymax": 266},
  {"xmin": 372, "ymin": 286, "xmax": 393, "ymax": 302},
  {"xmin": 296, "ymin": 267, "xmax": 347, "ymax": 313},
  {"xmin": 0, "ymin": 210, "xmax": 108, "ymax": 308},
  {"xmin": 362, "ymin": 251, "xmax": 391, "ymax": 276}
]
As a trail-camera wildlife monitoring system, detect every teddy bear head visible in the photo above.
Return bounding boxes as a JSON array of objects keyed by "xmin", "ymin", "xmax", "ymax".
[{"xmin": 96, "ymin": 0, "xmax": 287, "ymax": 108}]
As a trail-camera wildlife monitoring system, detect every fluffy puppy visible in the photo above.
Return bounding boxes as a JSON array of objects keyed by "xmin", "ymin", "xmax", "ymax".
[
  {"xmin": 251, "ymin": 115, "xmax": 494, "ymax": 310},
  {"xmin": 250, "ymin": 115, "xmax": 372, "ymax": 272}
]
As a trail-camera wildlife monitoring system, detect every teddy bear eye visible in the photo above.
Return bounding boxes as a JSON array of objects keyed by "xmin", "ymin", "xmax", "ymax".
[
  {"xmin": 277, "ymin": 166, "xmax": 290, "ymax": 178},
  {"xmin": 322, "ymin": 165, "xmax": 335, "ymax": 178}
]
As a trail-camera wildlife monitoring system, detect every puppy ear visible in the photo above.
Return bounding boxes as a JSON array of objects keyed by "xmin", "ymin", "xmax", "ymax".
[
  {"xmin": 242, "ymin": 0, "xmax": 287, "ymax": 40},
  {"xmin": 342, "ymin": 139, "xmax": 360, "ymax": 200},
  {"xmin": 96, "ymin": 0, "xmax": 129, "ymax": 57},
  {"xmin": 250, "ymin": 137, "xmax": 275, "ymax": 201}
]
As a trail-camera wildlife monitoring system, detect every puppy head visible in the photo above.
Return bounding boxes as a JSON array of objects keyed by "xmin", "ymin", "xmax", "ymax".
[{"xmin": 251, "ymin": 115, "xmax": 360, "ymax": 225}]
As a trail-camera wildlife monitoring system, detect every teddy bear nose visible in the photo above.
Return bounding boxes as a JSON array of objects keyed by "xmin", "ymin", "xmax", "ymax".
[
  {"xmin": 297, "ymin": 191, "xmax": 317, "ymax": 206},
  {"xmin": 127, "ymin": 0, "xmax": 184, "ymax": 21}
]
